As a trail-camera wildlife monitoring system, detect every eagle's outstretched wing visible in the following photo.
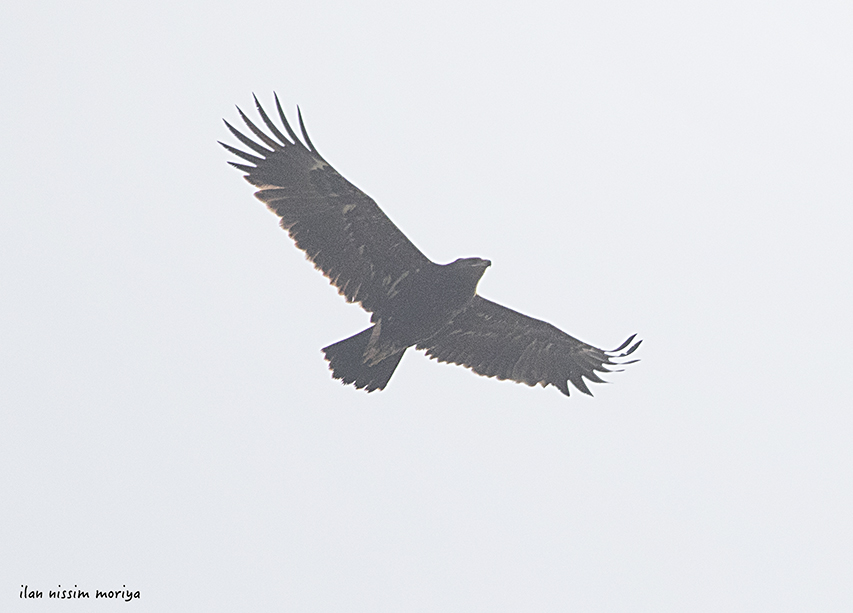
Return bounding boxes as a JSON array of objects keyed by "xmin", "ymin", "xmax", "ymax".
[
  {"xmin": 220, "ymin": 94, "xmax": 432, "ymax": 316},
  {"xmin": 418, "ymin": 296, "xmax": 641, "ymax": 396}
]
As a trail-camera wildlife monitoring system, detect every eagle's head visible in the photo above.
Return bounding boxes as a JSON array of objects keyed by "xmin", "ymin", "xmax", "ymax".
[
  {"xmin": 452, "ymin": 256, "xmax": 491, "ymax": 270},
  {"xmin": 449, "ymin": 257, "xmax": 491, "ymax": 289}
]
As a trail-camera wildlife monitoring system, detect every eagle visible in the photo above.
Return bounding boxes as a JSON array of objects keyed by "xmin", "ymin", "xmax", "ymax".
[{"xmin": 221, "ymin": 94, "xmax": 640, "ymax": 396}]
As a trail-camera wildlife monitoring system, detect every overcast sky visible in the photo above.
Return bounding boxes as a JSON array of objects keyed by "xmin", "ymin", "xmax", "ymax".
[{"xmin": 2, "ymin": 0, "xmax": 852, "ymax": 611}]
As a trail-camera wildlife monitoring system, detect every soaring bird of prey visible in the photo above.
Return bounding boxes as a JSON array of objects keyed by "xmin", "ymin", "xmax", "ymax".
[{"xmin": 221, "ymin": 94, "xmax": 640, "ymax": 396}]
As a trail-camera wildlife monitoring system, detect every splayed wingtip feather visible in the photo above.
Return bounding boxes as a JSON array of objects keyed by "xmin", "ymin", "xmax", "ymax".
[
  {"xmin": 219, "ymin": 140, "xmax": 263, "ymax": 164},
  {"xmin": 222, "ymin": 119, "xmax": 274, "ymax": 156},
  {"xmin": 253, "ymin": 93, "xmax": 294, "ymax": 145},
  {"xmin": 273, "ymin": 92, "xmax": 301, "ymax": 144},
  {"xmin": 237, "ymin": 106, "xmax": 283, "ymax": 150}
]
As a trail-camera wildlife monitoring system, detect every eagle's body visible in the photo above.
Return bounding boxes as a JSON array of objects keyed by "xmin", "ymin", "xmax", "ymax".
[
  {"xmin": 221, "ymin": 95, "xmax": 640, "ymax": 395},
  {"xmin": 363, "ymin": 257, "xmax": 492, "ymax": 362}
]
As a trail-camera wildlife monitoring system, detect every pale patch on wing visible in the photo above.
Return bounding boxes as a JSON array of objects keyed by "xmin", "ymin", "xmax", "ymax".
[{"xmin": 387, "ymin": 270, "xmax": 410, "ymax": 298}]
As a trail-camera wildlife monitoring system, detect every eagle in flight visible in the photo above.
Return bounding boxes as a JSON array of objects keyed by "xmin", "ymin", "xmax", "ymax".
[{"xmin": 221, "ymin": 94, "xmax": 640, "ymax": 396}]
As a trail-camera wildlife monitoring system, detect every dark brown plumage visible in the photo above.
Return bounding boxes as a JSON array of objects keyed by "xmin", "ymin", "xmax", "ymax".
[{"xmin": 221, "ymin": 94, "xmax": 640, "ymax": 395}]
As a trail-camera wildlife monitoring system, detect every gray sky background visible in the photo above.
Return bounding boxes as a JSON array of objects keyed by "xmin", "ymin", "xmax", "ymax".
[{"xmin": 2, "ymin": 0, "xmax": 852, "ymax": 611}]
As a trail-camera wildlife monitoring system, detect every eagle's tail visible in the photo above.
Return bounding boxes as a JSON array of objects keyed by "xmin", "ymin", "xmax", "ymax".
[{"xmin": 322, "ymin": 327, "xmax": 406, "ymax": 392}]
